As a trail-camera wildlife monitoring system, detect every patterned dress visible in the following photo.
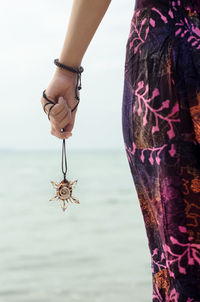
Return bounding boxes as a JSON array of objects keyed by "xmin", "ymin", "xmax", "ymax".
[{"xmin": 121, "ymin": 0, "xmax": 200, "ymax": 301}]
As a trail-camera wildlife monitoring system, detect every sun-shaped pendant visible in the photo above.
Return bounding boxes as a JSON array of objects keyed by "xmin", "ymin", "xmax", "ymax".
[{"xmin": 49, "ymin": 178, "xmax": 80, "ymax": 211}]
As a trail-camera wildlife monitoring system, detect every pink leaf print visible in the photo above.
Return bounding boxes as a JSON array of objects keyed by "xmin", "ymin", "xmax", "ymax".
[
  {"xmin": 178, "ymin": 226, "xmax": 187, "ymax": 233},
  {"xmin": 149, "ymin": 151, "xmax": 154, "ymax": 165},
  {"xmin": 163, "ymin": 235, "xmax": 200, "ymax": 277},
  {"xmin": 150, "ymin": 5, "xmax": 200, "ymax": 50},
  {"xmin": 128, "ymin": 10, "xmax": 155, "ymax": 55},
  {"xmin": 163, "ymin": 100, "xmax": 170, "ymax": 108},
  {"xmin": 124, "ymin": 142, "xmax": 136, "ymax": 163},
  {"xmin": 152, "ymin": 125, "xmax": 159, "ymax": 134},
  {"xmin": 168, "ymin": 144, "xmax": 176, "ymax": 157},
  {"xmin": 138, "ymin": 144, "xmax": 168, "ymax": 165},
  {"xmin": 134, "ymin": 80, "xmax": 180, "ymax": 140},
  {"xmin": 140, "ymin": 151, "xmax": 145, "ymax": 162}
]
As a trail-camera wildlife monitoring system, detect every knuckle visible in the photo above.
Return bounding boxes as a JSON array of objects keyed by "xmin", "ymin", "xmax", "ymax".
[
  {"xmin": 50, "ymin": 107, "xmax": 56, "ymax": 116},
  {"xmin": 61, "ymin": 117, "xmax": 70, "ymax": 128},
  {"xmin": 51, "ymin": 104, "xmax": 64, "ymax": 116},
  {"xmin": 56, "ymin": 113, "xmax": 65, "ymax": 123},
  {"xmin": 54, "ymin": 124, "xmax": 61, "ymax": 132},
  {"xmin": 59, "ymin": 102, "xmax": 65, "ymax": 109},
  {"xmin": 53, "ymin": 120, "xmax": 59, "ymax": 128},
  {"xmin": 50, "ymin": 105, "xmax": 59, "ymax": 115},
  {"xmin": 63, "ymin": 111, "xmax": 70, "ymax": 120},
  {"xmin": 60, "ymin": 121, "xmax": 67, "ymax": 129},
  {"xmin": 65, "ymin": 115, "xmax": 71, "ymax": 123}
]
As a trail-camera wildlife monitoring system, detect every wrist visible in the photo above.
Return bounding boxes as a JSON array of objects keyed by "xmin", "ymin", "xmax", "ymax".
[{"xmin": 54, "ymin": 66, "xmax": 78, "ymax": 80}]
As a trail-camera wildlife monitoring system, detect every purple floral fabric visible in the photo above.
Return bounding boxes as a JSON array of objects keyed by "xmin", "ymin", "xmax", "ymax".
[{"xmin": 122, "ymin": 0, "xmax": 200, "ymax": 301}]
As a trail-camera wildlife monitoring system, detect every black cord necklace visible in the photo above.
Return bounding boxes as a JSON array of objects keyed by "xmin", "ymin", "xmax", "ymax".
[
  {"xmin": 42, "ymin": 59, "xmax": 84, "ymax": 211},
  {"xmin": 61, "ymin": 137, "xmax": 67, "ymax": 181}
]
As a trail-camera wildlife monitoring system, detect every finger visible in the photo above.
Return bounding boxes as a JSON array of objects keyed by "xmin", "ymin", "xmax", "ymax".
[
  {"xmin": 40, "ymin": 95, "xmax": 56, "ymax": 113},
  {"xmin": 51, "ymin": 124, "xmax": 72, "ymax": 138},
  {"xmin": 40, "ymin": 97, "xmax": 49, "ymax": 113},
  {"xmin": 58, "ymin": 110, "xmax": 72, "ymax": 130},
  {"xmin": 51, "ymin": 125, "xmax": 72, "ymax": 140},
  {"xmin": 63, "ymin": 106, "xmax": 77, "ymax": 133},
  {"xmin": 51, "ymin": 103, "xmax": 70, "ymax": 124},
  {"xmin": 50, "ymin": 96, "xmax": 68, "ymax": 117},
  {"xmin": 67, "ymin": 98, "xmax": 79, "ymax": 112},
  {"xmin": 48, "ymin": 97, "xmax": 67, "ymax": 125},
  {"xmin": 51, "ymin": 109, "xmax": 72, "ymax": 131},
  {"xmin": 63, "ymin": 117, "xmax": 75, "ymax": 133}
]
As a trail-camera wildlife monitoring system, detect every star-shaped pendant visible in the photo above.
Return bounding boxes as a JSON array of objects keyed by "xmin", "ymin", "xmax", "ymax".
[{"xmin": 49, "ymin": 178, "xmax": 80, "ymax": 211}]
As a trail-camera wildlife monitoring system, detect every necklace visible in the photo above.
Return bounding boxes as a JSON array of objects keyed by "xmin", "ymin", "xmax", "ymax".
[
  {"xmin": 42, "ymin": 59, "xmax": 84, "ymax": 211},
  {"xmin": 49, "ymin": 135, "xmax": 80, "ymax": 212}
]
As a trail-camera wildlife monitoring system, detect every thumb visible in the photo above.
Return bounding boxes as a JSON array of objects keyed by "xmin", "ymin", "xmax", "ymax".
[
  {"xmin": 58, "ymin": 96, "xmax": 71, "ymax": 112},
  {"xmin": 58, "ymin": 96, "xmax": 65, "ymax": 105},
  {"xmin": 58, "ymin": 96, "xmax": 72, "ymax": 120}
]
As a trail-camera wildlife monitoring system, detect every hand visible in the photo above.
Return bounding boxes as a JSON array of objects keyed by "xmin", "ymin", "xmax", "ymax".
[{"xmin": 41, "ymin": 68, "xmax": 80, "ymax": 140}]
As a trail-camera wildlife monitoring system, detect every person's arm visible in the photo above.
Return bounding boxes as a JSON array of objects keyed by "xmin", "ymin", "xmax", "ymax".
[
  {"xmin": 41, "ymin": 0, "xmax": 112, "ymax": 140},
  {"xmin": 57, "ymin": 0, "xmax": 112, "ymax": 71}
]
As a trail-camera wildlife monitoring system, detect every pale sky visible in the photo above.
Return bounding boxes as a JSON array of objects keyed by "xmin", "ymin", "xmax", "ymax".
[{"xmin": 0, "ymin": 0, "xmax": 135, "ymax": 151}]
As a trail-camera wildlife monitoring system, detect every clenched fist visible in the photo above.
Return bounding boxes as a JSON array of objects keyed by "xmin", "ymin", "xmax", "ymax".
[{"xmin": 41, "ymin": 68, "xmax": 80, "ymax": 140}]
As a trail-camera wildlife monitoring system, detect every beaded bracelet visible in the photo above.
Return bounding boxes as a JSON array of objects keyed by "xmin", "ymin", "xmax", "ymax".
[{"xmin": 54, "ymin": 58, "xmax": 84, "ymax": 101}]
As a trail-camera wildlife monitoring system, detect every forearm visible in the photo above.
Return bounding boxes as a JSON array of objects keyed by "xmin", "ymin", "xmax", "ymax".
[{"xmin": 57, "ymin": 0, "xmax": 112, "ymax": 69}]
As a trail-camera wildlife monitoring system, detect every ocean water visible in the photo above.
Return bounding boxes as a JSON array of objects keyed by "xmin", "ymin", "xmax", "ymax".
[{"xmin": 0, "ymin": 149, "xmax": 152, "ymax": 302}]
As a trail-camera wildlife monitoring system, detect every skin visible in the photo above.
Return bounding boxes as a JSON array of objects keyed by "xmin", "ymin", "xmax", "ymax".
[{"xmin": 40, "ymin": 0, "xmax": 112, "ymax": 139}]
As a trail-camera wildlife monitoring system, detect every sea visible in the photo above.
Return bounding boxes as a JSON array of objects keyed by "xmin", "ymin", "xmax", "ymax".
[{"xmin": 0, "ymin": 149, "xmax": 152, "ymax": 302}]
